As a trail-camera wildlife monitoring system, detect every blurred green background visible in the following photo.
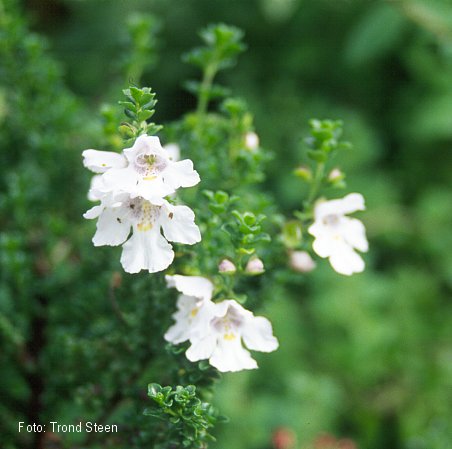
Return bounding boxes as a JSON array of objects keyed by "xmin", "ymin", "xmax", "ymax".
[{"xmin": 2, "ymin": 0, "xmax": 452, "ymax": 448}]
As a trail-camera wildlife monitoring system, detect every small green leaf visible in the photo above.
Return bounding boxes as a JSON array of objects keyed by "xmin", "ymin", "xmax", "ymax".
[
  {"xmin": 307, "ymin": 150, "xmax": 327, "ymax": 162},
  {"xmin": 124, "ymin": 108, "xmax": 136, "ymax": 119},
  {"xmin": 130, "ymin": 86, "xmax": 142, "ymax": 102},
  {"xmin": 148, "ymin": 383, "xmax": 162, "ymax": 397},
  {"xmin": 138, "ymin": 110, "xmax": 153, "ymax": 122}
]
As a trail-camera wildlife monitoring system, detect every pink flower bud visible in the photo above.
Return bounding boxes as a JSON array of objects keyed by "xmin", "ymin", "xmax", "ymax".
[
  {"xmin": 289, "ymin": 251, "xmax": 316, "ymax": 273},
  {"xmin": 218, "ymin": 259, "xmax": 236, "ymax": 273},
  {"xmin": 328, "ymin": 167, "xmax": 344, "ymax": 183},
  {"xmin": 245, "ymin": 257, "xmax": 265, "ymax": 274}
]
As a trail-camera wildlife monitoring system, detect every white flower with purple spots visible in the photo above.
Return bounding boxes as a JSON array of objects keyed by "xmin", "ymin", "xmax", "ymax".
[
  {"xmin": 186, "ymin": 299, "xmax": 279, "ymax": 372},
  {"xmin": 164, "ymin": 275, "xmax": 279, "ymax": 372},
  {"xmin": 84, "ymin": 196, "xmax": 201, "ymax": 274},
  {"xmin": 82, "ymin": 135, "xmax": 199, "ymax": 203}
]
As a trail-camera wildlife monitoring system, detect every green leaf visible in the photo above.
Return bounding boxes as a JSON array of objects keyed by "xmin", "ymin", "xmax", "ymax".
[
  {"xmin": 345, "ymin": 3, "xmax": 407, "ymax": 66},
  {"xmin": 130, "ymin": 86, "xmax": 143, "ymax": 102},
  {"xmin": 124, "ymin": 108, "xmax": 136, "ymax": 119},
  {"xmin": 148, "ymin": 383, "xmax": 162, "ymax": 397},
  {"xmin": 138, "ymin": 110, "xmax": 153, "ymax": 122},
  {"xmin": 307, "ymin": 150, "xmax": 327, "ymax": 162}
]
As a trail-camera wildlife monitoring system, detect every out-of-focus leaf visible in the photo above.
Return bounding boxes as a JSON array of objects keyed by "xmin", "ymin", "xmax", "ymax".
[{"xmin": 344, "ymin": 3, "xmax": 408, "ymax": 66}]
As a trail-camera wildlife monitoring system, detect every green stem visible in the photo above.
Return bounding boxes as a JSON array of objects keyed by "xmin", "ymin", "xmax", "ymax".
[
  {"xmin": 223, "ymin": 273, "xmax": 235, "ymax": 298},
  {"xmin": 306, "ymin": 162, "xmax": 325, "ymax": 206},
  {"xmin": 196, "ymin": 62, "xmax": 218, "ymax": 117}
]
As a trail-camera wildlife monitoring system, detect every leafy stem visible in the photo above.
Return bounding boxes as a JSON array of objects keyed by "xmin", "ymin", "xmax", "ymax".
[
  {"xmin": 196, "ymin": 61, "xmax": 219, "ymax": 117},
  {"xmin": 306, "ymin": 161, "xmax": 325, "ymax": 207}
]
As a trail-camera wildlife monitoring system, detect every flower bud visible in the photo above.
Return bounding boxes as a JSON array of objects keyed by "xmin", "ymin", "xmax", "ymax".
[
  {"xmin": 328, "ymin": 167, "xmax": 345, "ymax": 185},
  {"xmin": 218, "ymin": 259, "xmax": 236, "ymax": 274},
  {"xmin": 294, "ymin": 165, "xmax": 312, "ymax": 181},
  {"xmin": 245, "ymin": 131, "xmax": 259, "ymax": 151},
  {"xmin": 282, "ymin": 220, "xmax": 302, "ymax": 249},
  {"xmin": 289, "ymin": 251, "xmax": 316, "ymax": 273},
  {"xmin": 245, "ymin": 257, "xmax": 265, "ymax": 274}
]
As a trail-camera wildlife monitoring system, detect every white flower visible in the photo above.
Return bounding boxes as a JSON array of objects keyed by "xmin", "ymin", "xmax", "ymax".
[
  {"xmin": 308, "ymin": 193, "xmax": 368, "ymax": 276},
  {"xmin": 164, "ymin": 275, "xmax": 279, "ymax": 372},
  {"xmin": 164, "ymin": 275, "xmax": 216, "ymax": 344},
  {"xmin": 186, "ymin": 299, "xmax": 279, "ymax": 372},
  {"xmin": 82, "ymin": 135, "xmax": 199, "ymax": 203},
  {"xmin": 84, "ymin": 196, "xmax": 201, "ymax": 274},
  {"xmin": 289, "ymin": 250, "xmax": 316, "ymax": 273},
  {"xmin": 245, "ymin": 131, "xmax": 259, "ymax": 151},
  {"xmin": 163, "ymin": 143, "xmax": 180, "ymax": 161}
]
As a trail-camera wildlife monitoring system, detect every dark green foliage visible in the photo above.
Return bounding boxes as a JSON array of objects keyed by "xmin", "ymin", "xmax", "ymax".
[
  {"xmin": 1, "ymin": 1, "xmax": 452, "ymax": 449},
  {"xmin": 145, "ymin": 383, "xmax": 220, "ymax": 448}
]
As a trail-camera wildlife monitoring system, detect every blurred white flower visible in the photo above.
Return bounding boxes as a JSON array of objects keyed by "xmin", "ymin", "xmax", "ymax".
[
  {"xmin": 82, "ymin": 135, "xmax": 199, "ymax": 204},
  {"xmin": 187, "ymin": 299, "xmax": 279, "ymax": 372},
  {"xmin": 289, "ymin": 250, "xmax": 316, "ymax": 273},
  {"xmin": 84, "ymin": 196, "xmax": 201, "ymax": 274},
  {"xmin": 245, "ymin": 256, "xmax": 265, "ymax": 274},
  {"xmin": 163, "ymin": 143, "xmax": 180, "ymax": 161},
  {"xmin": 308, "ymin": 193, "xmax": 368, "ymax": 275},
  {"xmin": 165, "ymin": 275, "xmax": 279, "ymax": 372},
  {"xmin": 218, "ymin": 259, "xmax": 236, "ymax": 273},
  {"xmin": 245, "ymin": 131, "xmax": 259, "ymax": 151}
]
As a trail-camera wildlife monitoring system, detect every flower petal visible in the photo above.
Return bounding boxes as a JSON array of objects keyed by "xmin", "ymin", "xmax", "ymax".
[
  {"xmin": 165, "ymin": 275, "xmax": 213, "ymax": 300},
  {"xmin": 136, "ymin": 177, "xmax": 174, "ymax": 203},
  {"xmin": 82, "ymin": 149, "xmax": 127, "ymax": 173},
  {"xmin": 87, "ymin": 175, "xmax": 105, "ymax": 201},
  {"xmin": 83, "ymin": 204, "xmax": 103, "ymax": 220},
  {"xmin": 209, "ymin": 337, "xmax": 258, "ymax": 372},
  {"xmin": 307, "ymin": 220, "xmax": 326, "ymax": 239},
  {"xmin": 165, "ymin": 320, "xmax": 191, "ymax": 344},
  {"xmin": 164, "ymin": 295, "xmax": 199, "ymax": 344},
  {"xmin": 315, "ymin": 193, "xmax": 365, "ymax": 220},
  {"xmin": 163, "ymin": 143, "xmax": 180, "ymax": 161},
  {"xmin": 242, "ymin": 316, "xmax": 279, "ymax": 353},
  {"xmin": 101, "ymin": 166, "xmax": 140, "ymax": 195},
  {"xmin": 123, "ymin": 135, "xmax": 166, "ymax": 162},
  {"xmin": 186, "ymin": 334, "xmax": 217, "ymax": 362},
  {"xmin": 163, "ymin": 159, "xmax": 200, "ymax": 190},
  {"xmin": 342, "ymin": 217, "xmax": 368, "ymax": 252},
  {"xmin": 120, "ymin": 227, "xmax": 174, "ymax": 273},
  {"xmin": 312, "ymin": 232, "xmax": 338, "ymax": 258},
  {"xmin": 92, "ymin": 208, "xmax": 131, "ymax": 247},
  {"xmin": 329, "ymin": 244, "xmax": 365, "ymax": 275},
  {"xmin": 160, "ymin": 204, "xmax": 201, "ymax": 244}
]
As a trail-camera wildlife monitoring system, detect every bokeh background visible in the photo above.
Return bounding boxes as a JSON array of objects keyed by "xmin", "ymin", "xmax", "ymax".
[{"xmin": 1, "ymin": 0, "xmax": 452, "ymax": 448}]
